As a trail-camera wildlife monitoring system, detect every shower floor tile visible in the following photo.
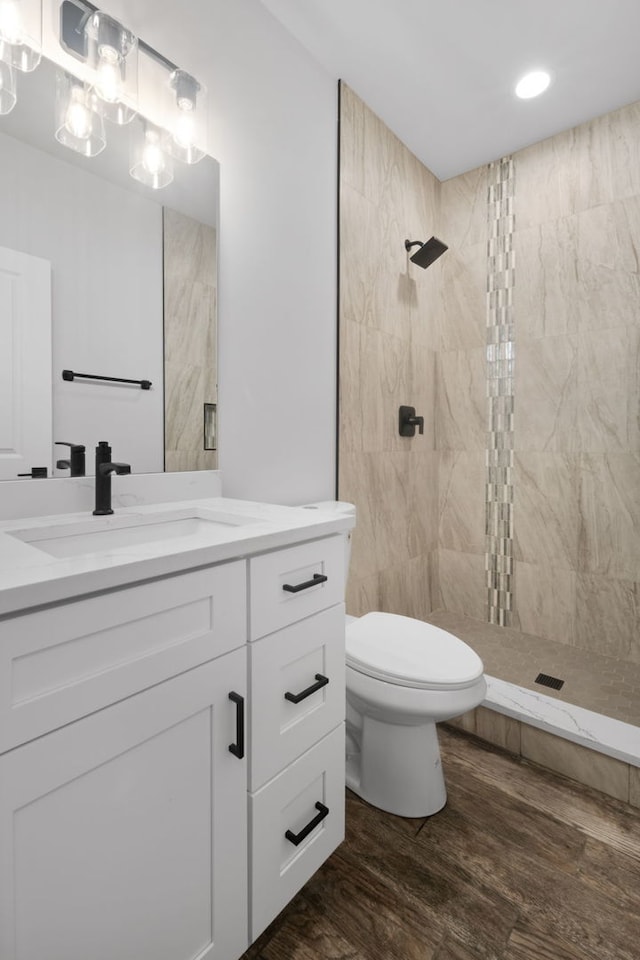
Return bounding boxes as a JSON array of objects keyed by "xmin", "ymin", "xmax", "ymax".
[{"xmin": 426, "ymin": 609, "xmax": 640, "ymax": 729}]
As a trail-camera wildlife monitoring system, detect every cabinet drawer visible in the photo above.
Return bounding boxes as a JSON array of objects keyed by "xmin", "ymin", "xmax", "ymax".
[
  {"xmin": 250, "ymin": 724, "xmax": 345, "ymax": 941},
  {"xmin": 249, "ymin": 604, "xmax": 345, "ymax": 791},
  {"xmin": 249, "ymin": 536, "xmax": 344, "ymax": 640},
  {"xmin": 0, "ymin": 562, "xmax": 246, "ymax": 753}
]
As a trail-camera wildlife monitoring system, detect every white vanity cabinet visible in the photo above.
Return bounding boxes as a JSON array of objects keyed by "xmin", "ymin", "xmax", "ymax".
[{"xmin": 0, "ymin": 527, "xmax": 348, "ymax": 960}]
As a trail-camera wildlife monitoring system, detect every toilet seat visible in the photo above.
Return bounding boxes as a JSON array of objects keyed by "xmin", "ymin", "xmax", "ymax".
[{"xmin": 346, "ymin": 612, "xmax": 484, "ymax": 691}]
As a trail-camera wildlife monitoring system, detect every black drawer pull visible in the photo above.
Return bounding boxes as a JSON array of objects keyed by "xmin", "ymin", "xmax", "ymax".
[
  {"xmin": 285, "ymin": 802, "xmax": 329, "ymax": 846},
  {"xmin": 284, "ymin": 673, "xmax": 329, "ymax": 704},
  {"xmin": 228, "ymin": 692, "xmax": 245, "ymax": 759},
  {"xmin": 282, "ymin": 573, "xmax": 328, "ymax": 593}
]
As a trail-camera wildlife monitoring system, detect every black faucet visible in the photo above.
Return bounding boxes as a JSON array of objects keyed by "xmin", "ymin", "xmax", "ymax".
[
  {"xmin": 55, "ymin": 441, "xmax": 86, "ymax": 477},
  {"xmin": 93, "ymin": 441, "xmax": 131, "ymax": 516}
]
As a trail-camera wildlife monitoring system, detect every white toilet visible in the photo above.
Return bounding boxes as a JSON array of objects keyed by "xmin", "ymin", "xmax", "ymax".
[{"xmin": 304, "ymin": 501, "xmax": 487, "ymax": 818}]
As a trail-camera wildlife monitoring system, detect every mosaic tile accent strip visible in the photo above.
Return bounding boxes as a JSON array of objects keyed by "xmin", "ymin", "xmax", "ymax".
[{"xmin": 486, "ymin": 157, "xmax": 515, "ymax": 626}]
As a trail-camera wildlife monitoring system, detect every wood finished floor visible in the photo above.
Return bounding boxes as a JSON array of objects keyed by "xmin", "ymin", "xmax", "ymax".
[{"xmin": 242, "ymin": 727, "xmax": 640, "ymax": 960}]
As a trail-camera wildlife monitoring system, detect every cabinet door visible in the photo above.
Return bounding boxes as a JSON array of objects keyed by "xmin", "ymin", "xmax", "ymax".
[{"xmin": 0, "ymin": 650, "xmax": 248, "ymax": 960}]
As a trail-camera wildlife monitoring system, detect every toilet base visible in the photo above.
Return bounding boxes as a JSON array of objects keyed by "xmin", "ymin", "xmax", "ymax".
[{"xmin": 346, "ymin": 715, "xmax": 447, "ymax": 818}]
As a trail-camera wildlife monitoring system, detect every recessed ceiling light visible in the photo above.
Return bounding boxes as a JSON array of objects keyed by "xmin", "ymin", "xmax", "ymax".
[{"xmin": 515, "ymin": 70, "xmax": 551, "ymax": 99}]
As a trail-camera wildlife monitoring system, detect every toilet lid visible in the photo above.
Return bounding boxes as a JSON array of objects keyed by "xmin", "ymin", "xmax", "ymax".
[{"xmin": 346, "ymin": 612, "xmax": 484, "ymax": 690}]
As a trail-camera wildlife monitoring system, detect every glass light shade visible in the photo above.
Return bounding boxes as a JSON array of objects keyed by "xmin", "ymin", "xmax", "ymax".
[
  {"xmin": 0, "ymin": 57, "xmax": 16, "ymax": 113},
  {"xmin": 130, "ymin": 122, "xmax": 174, "ymax": 189},
  {"xmin": 85, "ymin": 11, "xmax": 138, "ymax": 124},
  {"xmin": 515, "ymin": 70, "xmax": 551, "ymax": 99},
  {"xmin": 55, "ymin": 73, "xmax": 106, "ymax": 158},
  {"xmin": 166, "ymin": 69, "xmax": 206, "ymax": 164},
  {"xmin": 0, "ymin": 0, "xmax": 41, "ymax": 72}
]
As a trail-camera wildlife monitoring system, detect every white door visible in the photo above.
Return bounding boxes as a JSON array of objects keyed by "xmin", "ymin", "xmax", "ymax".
[
  {"xmin": 0, "ymin": 649, "xmax": 249, "ymax": 960},
  {"xmin": 0, "ymin": 245, "xmax": 52, "ymax": 480}
]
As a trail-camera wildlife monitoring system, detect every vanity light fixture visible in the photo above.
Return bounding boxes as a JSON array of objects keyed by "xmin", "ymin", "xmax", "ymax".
[
  {"xmin": 515, "ymin": 70, "xmax": 551, "ymax": 99},
  {"xmin": 0, "ymin": 57, "xmax": 16, "ymax": 113},
  {"xmin": 84, "ymin": 9, "xmax": 137, "ymax": 124},
  {"xmin": 55, "ymin": 71, "xmax": 106, "ymax": 157},
  {"xmin": 130, "ymin": 120, "xmax": 174, "ymax": 190},
  {"xmin": 0, "ymin": 0, "xmax": 41, "ymax": 72},
  {"xmin": 167, "ymin": 69, "xmax": 206, "ymax": 164}
]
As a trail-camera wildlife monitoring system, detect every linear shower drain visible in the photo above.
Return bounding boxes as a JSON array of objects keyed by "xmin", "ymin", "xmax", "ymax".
[{"xmin": 535, "ymin": 672, "xmax": 565, "ymax": 691}]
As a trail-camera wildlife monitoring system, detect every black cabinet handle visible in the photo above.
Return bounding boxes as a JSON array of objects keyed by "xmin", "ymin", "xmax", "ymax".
[
  {"xmin": 284, "ymin": 673, "xmax": 329, "ymax": 704},
  {"xmin": 285, "ymin": 802, "xmax": 329, "ymax": 846},
  {"xmin": 228, "ymin": 692, "xmax": 245, "ymax": 759},
  {"xmin": 282, "ymin": 573, "xmax": 328, "ymax": 593}
]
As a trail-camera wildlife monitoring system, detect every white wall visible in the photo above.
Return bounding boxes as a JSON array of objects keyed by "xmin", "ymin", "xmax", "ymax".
[
  {"xmin": 0, "ymin": 130, "xmax": 164, "ymax": 475},
  {"xmin": 92, "ymin": 0, "xmax": 338, "ymax": 505}
]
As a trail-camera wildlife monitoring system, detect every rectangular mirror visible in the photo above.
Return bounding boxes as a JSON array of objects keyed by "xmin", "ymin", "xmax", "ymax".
[{"xmin": 0, "ymin": 54, "xmax": 219, "ymax": 480}]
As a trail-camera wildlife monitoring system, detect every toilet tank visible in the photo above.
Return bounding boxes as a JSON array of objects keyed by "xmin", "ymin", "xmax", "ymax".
[{"xmin": 302, "ymin": 501, "xmax": 356, "ymax": 591}]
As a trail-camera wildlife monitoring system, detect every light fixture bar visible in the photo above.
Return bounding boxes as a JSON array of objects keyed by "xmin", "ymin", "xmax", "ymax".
[{"xmin": 59, "ymin": 0, "xmax": 178, "ymax": 73}]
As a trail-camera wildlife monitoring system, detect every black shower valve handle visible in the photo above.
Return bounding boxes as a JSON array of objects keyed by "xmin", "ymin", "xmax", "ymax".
[{"xmin": 399, "ymin": 405, "xmax": 424, "ymax": 437}]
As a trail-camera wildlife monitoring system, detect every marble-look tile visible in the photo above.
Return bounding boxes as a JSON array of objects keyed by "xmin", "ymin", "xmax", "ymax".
[
  {"xmin": 577, "ymin": 100, "xmax": 640, "ymax": 209},
  {"xmin": 577, "ymin": 376, "xmax": 629, "ymax": 453},
  {"xmin": 516, "ymin": 127, "xmax": 583, "ymax": 229},
  {"xmin": 515, "ymin": 336, "xmax": 578, "ymax": 453},
  {"xmin": 346, "ymin": 571, "xmax": 381, "ymax": 619},
  {"xmin": 446, "ymin": 710, "xmax": 478, "ymax": 736},
  {"xmin": 436, "ymin": 549, "xmax": 487, "ymax": 620},
  {"xmin": 520, "ymin": 725, "xmax": 630, "ymax": 803},
  {"xmin": 513, "ymin": 454, "xmax": 579, "ymax": 569},
  {"xmin": 436, "ymin": 348, "xmax": 486, "ymax": 451},
  {"xmin": 437, "ymin": 243, "xmax": 486, "ymax": 352},
  {"xmin": 439, "ymin": 165, "xmax": 488, "ymax": 249},
  {"xmin": 574, "ymin": 575, "xmax": 639, "ymax": 663},
  {"xmin": 438, "ymin": 450, "xmax": 486, "ymax": 555},
  {"xmin": 339, "ymin": 450, "xmax": 438, "ymax": 582},
  {"xmin": 631, "ymin": 767, "xmax": 640, "ymax": 809},
  {"xmin": 578, "ymin": 453, "xmax": 640, "ymax": 581},
  {"xmin": 514, "ymin": 561, "xmax": 576, "ymax": 646},
  {"xmin": 474, "ymin": 706, "xmax": 522, "ymax": 755},
  {"xmin": 577, "ymin": 326, "xmax": 633, "ymax": 386},
  {"xmin": 339, "ymin": 83, "xmax": 365, "ymax": 195},
  {"xmin": 339, "ymin": 322, "xmax": 413, "ymax": 453},
  {"xmin": 377, "ymin": 553, "xmax": 433, "ymax": 621},
  {"xmin": 515, "ymin": 220, "xmax": 581, "ymax": 341}
]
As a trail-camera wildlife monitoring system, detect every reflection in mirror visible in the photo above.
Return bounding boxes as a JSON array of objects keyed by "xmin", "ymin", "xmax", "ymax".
[{"xmin": 0, "ymin": 55, "xmax": 219, "ymax": 480}]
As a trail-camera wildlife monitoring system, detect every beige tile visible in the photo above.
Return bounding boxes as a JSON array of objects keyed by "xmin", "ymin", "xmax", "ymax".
[
  {"xmin": 521, "ymin": 726, "xmax": 630, "ymax": 803},
  {"xmin": 436, "ymin": 348, "xmax": 486, "ymax": 451},
  {"xmin": 630, "ymin": 767, "xmax": 640, "ymax": 809},
  {"xmin": 516, "ymin": 127, "xmax": 583, "ymax": 228},
  {"xmin": 578, "ymin": 453, "xmax": 640, "ymax": 581},
  {"xmin": 376, "ymin": 553, "xmax": 433, "ymax": 621},
  {"xmin": 577, "ymin": 100, "xmax": 640, "ymax": 208},
  {"xmin": 574, "ymin": 575, "xmax": 640, "ymax": 663},
  {"xmin": 439, "ymin": 164, "xmax": 488, "ymax": 249},
  {"xmin": 437, "ymin": 549, "xmax": 487, "ymax": 621},
  {"xmin": 515, "ymin": 335, "xmax": 578, "ymax": 453},
  {"xmin": 437, "ymin": 242, "xmax": 486, "ymax": 352},
  {"xmin": 339, "ymin": 83, "xmax": 365, "ymax": 195},
  {"xmin": 346, "ymin": 572, "xmax": 381, "ymax": 618},
  {"xmin": 514, "ymin": 561, "xmax": 576, "ymax": 647},
  {"xmin": 438, "ymin": 450, "xmax": 486, "ymax": 555},
  {"xmin": 474, "ymin": 707, "xmax": 521, "ymax": 755},
  {"xmin": 515, "ymin": 220, "xmax": 581, "ymax": 341},
  {"xmin": 577, "ymin": 377, "xmax": 629, "ymax": 453},
  {"xmin": 445, "ymin": 710, "xmax": 477, "ymax": 735},
  {"xmin": 514, "ymin": 454, "xmax": 579, "ymax": 570}
]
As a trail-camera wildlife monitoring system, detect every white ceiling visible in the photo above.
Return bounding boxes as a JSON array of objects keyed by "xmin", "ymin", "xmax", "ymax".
[{"xmin": 259, "ymin": 0, "xmax": 640, "ymax": 180}]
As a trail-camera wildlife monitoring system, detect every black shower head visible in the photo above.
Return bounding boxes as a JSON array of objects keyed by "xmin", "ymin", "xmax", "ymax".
[{"xmin": 404, "ymin": 236, "xmax": 448, "ymax": 269}]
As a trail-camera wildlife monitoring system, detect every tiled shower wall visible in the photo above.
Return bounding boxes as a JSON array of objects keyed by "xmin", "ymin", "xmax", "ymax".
[
  {"xmin": 338, "ymin": 83, "xmax": 441, "ymax": 618},
  {"xmin": 438, "ymin": 100, "xmax": 640, "ymax": 663},
  {"xmin": 340, "ymin": 84, "xmax": 640, "ymax": 665}
]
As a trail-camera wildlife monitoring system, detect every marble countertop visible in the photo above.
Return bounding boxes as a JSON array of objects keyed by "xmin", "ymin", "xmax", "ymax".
[{"xmin": 0, "ymin": 498, "xmax": 353, "ymax": 617}]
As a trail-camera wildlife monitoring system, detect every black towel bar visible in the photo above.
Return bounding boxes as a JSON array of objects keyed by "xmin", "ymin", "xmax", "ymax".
[{"xmin": 62, "ymin": 370, "xmax": 152, "ymax": 390}]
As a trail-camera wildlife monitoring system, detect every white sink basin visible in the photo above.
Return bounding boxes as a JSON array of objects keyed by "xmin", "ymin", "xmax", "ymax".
[{"xmin": 8, "ymin": 510, "xmax": 260, "ymax": 558}]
